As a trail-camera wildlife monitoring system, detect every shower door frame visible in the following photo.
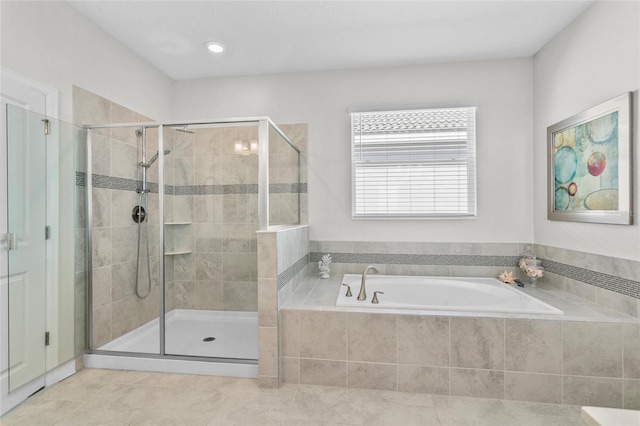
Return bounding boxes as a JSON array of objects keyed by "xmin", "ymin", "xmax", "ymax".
[{"xmin": 83, "ymin": 117, "xmax": 299, "ymax": 364}]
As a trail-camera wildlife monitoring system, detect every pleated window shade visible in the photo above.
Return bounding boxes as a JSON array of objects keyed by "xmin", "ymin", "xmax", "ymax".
[{"xmin": 351, "ymin": 107, "xmax": 477, "ymax": 219}]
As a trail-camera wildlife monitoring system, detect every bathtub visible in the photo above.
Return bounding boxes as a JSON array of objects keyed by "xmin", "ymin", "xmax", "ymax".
[{"xmin": 337, "ymin": 274, "xmax": 564, "ymax": 315}]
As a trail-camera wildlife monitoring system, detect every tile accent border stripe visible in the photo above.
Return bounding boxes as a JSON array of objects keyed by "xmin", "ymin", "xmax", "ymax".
[
  {"xmin": 310, "ymin": 252, "xmax": 519, "ymax": 267},
  {"xmin": 76, "ymin": 172, "xmax": 307, "ymax": 195},
  {"xmin": 542, "ymin": 258, "xmax": 640, "ymax": 299},
  {"xmin": 307, "ymin": 251, "xmax": 639, "ymax": 300},
  {"xmin": 76, "ymin": 172, "xmax": 164, "ymax": 193},
  {"xmin": 277, "ymin": 254, "xmax": 310, "ymax": 291}
]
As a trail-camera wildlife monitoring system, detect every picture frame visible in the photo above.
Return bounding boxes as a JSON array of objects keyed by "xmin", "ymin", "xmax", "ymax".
[{"xmin": 547, "ymin": 92, "xmax": 633, "ymax": 225}]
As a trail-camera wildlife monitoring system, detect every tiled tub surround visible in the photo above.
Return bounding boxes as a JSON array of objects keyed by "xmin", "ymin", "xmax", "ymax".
[
  {"xmin": 534, "ymin": 244, "xmax": 640, "ymax": 318},
  {"xmin": 309, "ymin": 241, "xmax": 640, "ymax": 318},
  {"xmin": 279, "ymin": 276, "xmax": 640, "ymax": 409},
  {"xmin": 257, "ymin": 225, "xmax": 310, "ymax": 388},
  {"xmin": 308, "ymin": 241, "xmax": 524, "ymax": 281}
]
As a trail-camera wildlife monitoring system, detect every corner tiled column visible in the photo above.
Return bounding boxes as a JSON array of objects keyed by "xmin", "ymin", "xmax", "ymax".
[
  {"xmin": 257, "ymin": 225, "xmax": 310, "ymax": 388},
  {"xmin": 257, "ymin": 232, "xmax": 278, "ymax": 387}
]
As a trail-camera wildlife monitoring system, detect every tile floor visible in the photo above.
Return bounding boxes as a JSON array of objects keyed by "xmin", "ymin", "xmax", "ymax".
[{"xmin": 1, "ymin": 369, "xmax": 587, "ymax": 425}]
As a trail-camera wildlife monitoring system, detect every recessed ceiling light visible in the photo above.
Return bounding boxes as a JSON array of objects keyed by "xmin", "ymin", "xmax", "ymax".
[{"xmin": 205, "ymin": 41, "xmax": 225, "ymax": 54}]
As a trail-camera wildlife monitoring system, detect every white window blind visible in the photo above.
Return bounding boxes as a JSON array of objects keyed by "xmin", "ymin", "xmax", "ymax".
[{"xmin": 351, "ymin": 107, "xmax": 477, "ymax": 219}]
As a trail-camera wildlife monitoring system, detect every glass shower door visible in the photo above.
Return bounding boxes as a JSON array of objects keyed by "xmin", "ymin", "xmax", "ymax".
[
  {"xmin": 162, "ymin": 122, "xmax": 259, "ymax": 360},
  {"xmin": 6, "ymin": 105, "xmax": 47, "ymax": 391}
]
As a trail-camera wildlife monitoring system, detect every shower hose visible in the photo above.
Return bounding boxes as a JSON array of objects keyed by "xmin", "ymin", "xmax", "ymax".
[{"xmin": 135, "ymin": 190, "xmax": 152, "ymax": 299}]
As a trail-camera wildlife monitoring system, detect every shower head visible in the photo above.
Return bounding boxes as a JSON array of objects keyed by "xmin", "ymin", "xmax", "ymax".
[
  {"xmin": 172, "ymin": 125, "xmax": 195, "ymax": 134},
  {"xmin": 142, "ymin": 149, "xmax": 171, "ymax": 168}
]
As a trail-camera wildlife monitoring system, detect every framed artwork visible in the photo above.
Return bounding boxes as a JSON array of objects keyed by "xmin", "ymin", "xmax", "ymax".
[{"xmin": 547, "ymin": 92, "xmax": 632, "ymax": 224}]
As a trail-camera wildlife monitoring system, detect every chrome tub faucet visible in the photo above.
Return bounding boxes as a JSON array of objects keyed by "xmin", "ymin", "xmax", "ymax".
[{"xmin": 357, "ymin": 265, "xmax": 379, "ymax": 301}]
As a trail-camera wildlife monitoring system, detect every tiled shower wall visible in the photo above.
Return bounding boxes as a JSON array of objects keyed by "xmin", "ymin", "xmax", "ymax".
[
  {"xmin": 309, "ymin": 241, "xmax": 640, "ymax": 317},
  {"xmin": 169, "ymin": 125, "xmax": 260, "ymax": 313},
  {"xmin": 74, "ymin": 86, "xmax": 308, "ymax": 351},
  {"xmin": 172, "ymin": 122, "xmax": 309, "ymax": 311},
  {"xmin": 74, "ymin": 86, "xmax": 164, "ymax": 350}
]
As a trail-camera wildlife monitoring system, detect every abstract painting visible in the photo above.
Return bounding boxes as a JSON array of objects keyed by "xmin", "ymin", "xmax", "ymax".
[{"xmin": 547, "ymin": 93, "xmax": 632, "ymax": 224}]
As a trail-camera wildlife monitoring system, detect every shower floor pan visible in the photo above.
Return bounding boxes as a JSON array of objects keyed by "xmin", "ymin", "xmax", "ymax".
[
  {"xmin": 85, "ymin": 309, "xmax": 258, "ymax": 378},
  {"xmin": 98, "ymin": 309, "xmax": 258, "ymax": 359}
]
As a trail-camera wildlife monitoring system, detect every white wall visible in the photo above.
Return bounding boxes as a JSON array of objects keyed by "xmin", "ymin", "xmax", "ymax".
[
  {"xmin": 0, "ymin": 1, "xmax": 173, "ymax": 123},
  {"xmin": 533, "ymin": 1, "xmax": 640, "ymax": 260},
  {"xmin": 174, "ymin": 58, "xmax": 534, "ymax": 243},
  {"xmin": 0, "ymin": 1, "xmax": 174, "ymax": 361}
]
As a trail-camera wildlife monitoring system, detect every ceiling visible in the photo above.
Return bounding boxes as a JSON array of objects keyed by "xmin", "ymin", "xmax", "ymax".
[{"xmin": 68, "ymin": 1, "xmax": 593, "ymax": 81}]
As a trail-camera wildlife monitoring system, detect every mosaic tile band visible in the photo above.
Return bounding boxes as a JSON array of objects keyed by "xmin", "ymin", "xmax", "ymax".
[
  {"xmin": 541, "ymin": 258, "xmax": 640, "ymax": 299},
  {"xmin": 277, "ymin": 254, "xmax": 310, "ymax": 291},
  {"xmin": 308, "ymin": 251, "xmax": 639, "ymax": 300},
  {"xmin": 76, "ymin": 172, "xmax": 307, "ymax": 194},
  {"xmin": 310, "ymin": 252, "xmax": 519, "ymax": 267}
]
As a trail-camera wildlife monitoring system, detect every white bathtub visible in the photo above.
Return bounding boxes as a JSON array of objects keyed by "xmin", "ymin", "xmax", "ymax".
[{"xmin": 337, "ymin": 274, "xmax": 564, "ymax": 315}]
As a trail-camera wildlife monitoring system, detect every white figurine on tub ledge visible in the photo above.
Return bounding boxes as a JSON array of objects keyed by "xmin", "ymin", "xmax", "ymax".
[{"xmin": 318, "ymin": 254, "xmax": 332, "ymax": 279}]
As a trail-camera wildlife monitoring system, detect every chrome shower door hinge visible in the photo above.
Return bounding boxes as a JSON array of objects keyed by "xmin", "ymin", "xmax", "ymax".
[
  {"xmin": 42, "ymin": 119, "xmax": 50, "ymax": 135},
  {"xmin": 45, "ymin": 331, "xmax": 50, "ymax": 346},
  {"xmin": 6, "ymin": 233, "xmax": 17, "ymax": 250},
  {"xmin": 45, "ymin": 226, "xmax": 51, "ymax": 240}
]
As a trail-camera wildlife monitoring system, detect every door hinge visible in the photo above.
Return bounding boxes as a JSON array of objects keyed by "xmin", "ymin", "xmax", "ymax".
[
  {"xmin": 5, "ymin": 233, "xmax": 17, "ymax": 250},
  {"xmin": 42, "ymin": 119, "xmax": 50, "ymax": 135},
  {"xmin": 45, "ymin": 332, "xmax": 50, "ymax": 346},
  {"xmin": 45, "ymin": 226, "xmax": 51, "ymax": 240}
]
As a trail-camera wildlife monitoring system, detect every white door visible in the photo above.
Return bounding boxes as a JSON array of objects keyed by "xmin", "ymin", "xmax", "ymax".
[{"xmin": 1, "ymin": 76, "xmax": 48, "ymax": 400}]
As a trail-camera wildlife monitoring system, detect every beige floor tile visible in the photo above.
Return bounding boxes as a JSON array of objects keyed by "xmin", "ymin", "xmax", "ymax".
[
  {"xmin": 433, "ymin": 395, "xmax": 518, "ymax": 426},
  {"xmin": 511, "ymin": 414, "xmax": 586, "ymax": 425},
  {"xmin": 130, "ymin": 409, "xmax": 216, "ymax": 426},
  {"xmin": 34, "ymin": 377, "xmax": 113, "ymax": 402},
  {"xmin": 105, "ymin": 384, "xmax": 225, "ymax": 415},
  {"xmin": 362, "ymin": 402, "xmax": 441, "ymax": 425},
  {"xmin": 125, "ymin": 371, "xmax": 188, "ymax": 387},
  {"xmin": 173, "ymin": 373, "xmax": 240, "ymax": 392},
  {"xmin": 0, "ymin": 369, "xmax": 596, "ymax": 426},
  {"xmin": 347, "ymin": 388, "xmax": 434, "ymax": 407},
  {"xmin": 287, "ymin": 386, "xmax": 362, "ymax": 425},
  {"xmin": 500, "ymin": 400, "xmax": 582, "ymax": 417},
  {"xmin": 53, "ymin": 407, "xmax": 146, "ymax": 425},
  {"xmin": 207, "ymin": 391, "xmax": 292, "ymax": 425},
  {"xmin": 1, "ymin": 399, "xmax": 79, "ymax": 426}
]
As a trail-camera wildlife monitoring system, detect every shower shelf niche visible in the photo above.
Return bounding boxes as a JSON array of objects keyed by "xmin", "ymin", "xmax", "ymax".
[{"xmin": 164, "ymin": 222, "xmax": 192, "ymax": 255}]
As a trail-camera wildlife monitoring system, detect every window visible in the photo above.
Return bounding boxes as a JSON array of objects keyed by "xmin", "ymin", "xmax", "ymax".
[{"xmin": 351, "ymin": 107, "xmax": 477, "ymax": 219}]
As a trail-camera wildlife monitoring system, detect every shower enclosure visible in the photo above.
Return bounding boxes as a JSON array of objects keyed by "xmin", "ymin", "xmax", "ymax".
[{"xmin": 82, "ymin": 118, "xmax": 300, "ymax": 375}]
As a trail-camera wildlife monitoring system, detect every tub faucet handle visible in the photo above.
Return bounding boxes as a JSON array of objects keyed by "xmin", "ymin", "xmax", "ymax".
[
  {"xmin": 371, "ymin": 291, "xmax": 384, "ymax": 304},
  {"xmin": 342, "ymin": 283, "xmax": 353, "ymax": 297}
]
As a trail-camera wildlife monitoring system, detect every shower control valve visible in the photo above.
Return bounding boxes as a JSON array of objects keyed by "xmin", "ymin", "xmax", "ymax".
[{"xmin": 132, "ymin": 205, "xmax": 147, "ymax": 223}]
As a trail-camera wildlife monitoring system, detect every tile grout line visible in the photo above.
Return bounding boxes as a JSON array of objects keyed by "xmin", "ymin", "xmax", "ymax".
[
  {"xmin": 503, "ymin": 318, "xmax": 506, "ymax": 401},
  {"xmin": 448, "ymin": 317, "xmax": 451, "ymax": 397},
  {"xmin": 621, "ymin": 323, "xmax": 625, "ymax": 408},
  {"xmin": 561, "ymin": 321, "xmax": 564, "ymax": 405},
  {"xmin": 395, "ymin": 313, "xmax": 399, "ymax": 392},
  {"xmin": 346, "ymin": 312, "xmax": 349, "ymax": 389}
]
